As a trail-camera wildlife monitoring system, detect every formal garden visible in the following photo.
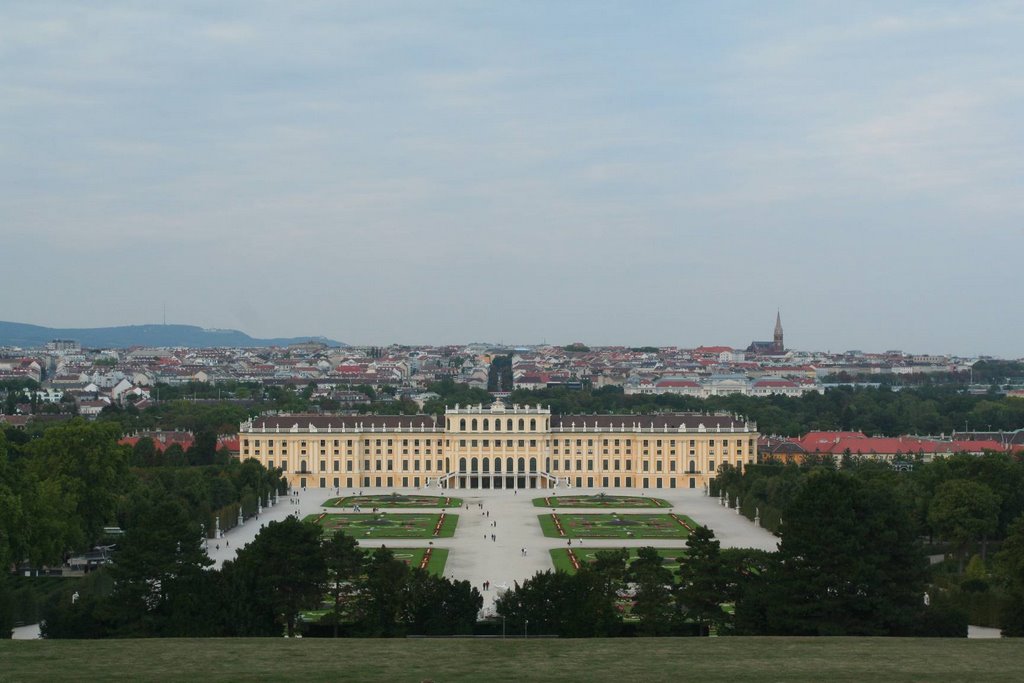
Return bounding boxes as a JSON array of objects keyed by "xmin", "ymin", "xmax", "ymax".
[
  {"xmin": 538, "ymin": 512, "xmax": 696, "ymax": 539},
  {"xmin": 324, "ymin": 493, "xmax": 463, "ymax": 508},
  {"xmin": 307, "ymin": 512, "xmax": 458, "ymax": 538},
  {"xmin": 533, "ymin": 493, "xmax": 670, "ymax": 508},
  {"xmin": 549, "ymin": 547, "xmax": 687, "ymax": 574}
]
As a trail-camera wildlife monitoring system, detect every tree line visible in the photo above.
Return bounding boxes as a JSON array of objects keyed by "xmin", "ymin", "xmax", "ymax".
[
  {"xmin": 0, "ymin": 420, "xmax": 280, "ymax": 637},
  {"xmin": 713, "ymin": 456, "xmax": 1024, "ymax": 633},
  {"xmin": 505, "ymin": 384, "xmax": 1024, "ymax": 437},
  {"xmin": 498, "ymin": 471, "xmax": 963, "ymax": 637},
  {"xmin": 39, "ymin": 517, "xmax": 481, "ymax": 639}
]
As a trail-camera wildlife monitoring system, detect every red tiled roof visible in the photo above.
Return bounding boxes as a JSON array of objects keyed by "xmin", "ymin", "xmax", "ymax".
[
  {"xmin": 792, "ymin": 431, "xmax": 1009, "ymax": 456},
  {"xmin": 654, "ymin": 380, "xmax": 700, "ymax": 388}
]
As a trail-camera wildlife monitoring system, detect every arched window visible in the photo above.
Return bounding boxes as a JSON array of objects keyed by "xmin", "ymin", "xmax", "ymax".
[
  {"xmin": 506, "ymin": 457, "xmax": 514, "ymax": 473},
  {"xmin": 545, "ymin": 457, "xmax": 550, "ymax": 471},
  {"xmin": 471, "ymin": 457, "xmax": 479, "ymax": 474},
  {"xmin": 529, "ymin": 457, "xmax": 537, "ymax": 472},
  {"xmin": 301, "ymin": 461, "xmax": 308, "ymax": 473},
  {"xmin": 482, "ymin": 458, "xmax": 490, "ymax": 473},
  {"xmin": 446, "ymin": 418, "xmax": 450, "ymax": 430},
  {"xmin": 471, "ymin": 418, "xmax": 478, "ymax": 431},
  {"xmin": 689, "ymin": 459, "xmax": 695, "ymax": 473},
  {"xmin": 495, "ymin": 419, "xmax": 501, "ymax": 431},
  {"xmin": 445, "ymin": 457, "xmax": 450, "ymax": 472},
  {"xmin": 459, "ymin": 419, "xmax": 466, "ymax": 430},
  {"xmin": 483, "ymin": 418, "xmax": 489, "ymax": 431},
  {"xmin": 518, "ymin": 457, "xmax": 526, "ymax": 473},
  {"xmin": 530, "ymin": 418, "xmax": 536, "ymax": 430},
  {"xmin": 494, "ymin": 458, "xmax": 502, "ymax": 473},
  {"xmin": 507, "ymin": 419, "xmax": 513, "ymax": 431},
  {"xmin": 518, "ymin": 418, "xmax": 525, "ymax": 431},
  {"xmin": 459, "ymin": 457, "xmax": 467, "ymax": 473}
]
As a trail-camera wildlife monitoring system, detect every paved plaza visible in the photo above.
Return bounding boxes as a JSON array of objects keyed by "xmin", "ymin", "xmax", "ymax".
[{"xmin": 205, "ymin": 486, "xmax": 779, "ymax": 614}]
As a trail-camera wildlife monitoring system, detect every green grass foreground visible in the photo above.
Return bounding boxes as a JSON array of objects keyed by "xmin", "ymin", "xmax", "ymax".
[{"xmin": 3, "ymin": 638, "xmax": 1023, "ymax": 682}]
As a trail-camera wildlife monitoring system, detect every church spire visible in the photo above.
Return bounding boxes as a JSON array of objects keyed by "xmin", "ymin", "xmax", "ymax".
[{"xmin": 773, "ymin": 311, "xmax": 784, "ymax": 353}]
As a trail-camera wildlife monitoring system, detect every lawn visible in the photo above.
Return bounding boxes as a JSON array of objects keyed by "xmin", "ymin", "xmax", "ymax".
[
  {"xmin": 307, "ymin": 512, "xmax": 458, "ymax": 538},
  {"xmin": 549, "ymin": 547, "xmax": 687, "ymax": 574},
  {"xmin": 386, "ymin": 547, "xmax": 449, "ymax": 576},
  {"xmin": 538, "ymin": 512, "xmax": 696, "ymax": 539},
  {"xmin": 324, "ymin": 493, "xmax": 463, "ymax": 508},
  {"xmin": 3, "ymin": 638, "xmax": 1023, "ymax": 682},
  {"xmin": 534, "ymin": 493, "xmax": 670, "ymax": 508}
]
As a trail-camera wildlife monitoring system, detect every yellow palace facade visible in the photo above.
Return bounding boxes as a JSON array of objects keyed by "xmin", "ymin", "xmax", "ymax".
[{"xmin": 238, "ymin": 401, "xmax": 758, "ymax": 491}]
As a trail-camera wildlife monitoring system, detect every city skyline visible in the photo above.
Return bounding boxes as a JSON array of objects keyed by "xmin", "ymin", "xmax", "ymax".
[{"xmin": 2, "ymin": 2, "xmax": 1022, "ymax": 357}]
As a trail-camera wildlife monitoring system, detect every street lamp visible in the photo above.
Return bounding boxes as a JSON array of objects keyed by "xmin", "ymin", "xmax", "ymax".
[{"xmin": 524, "ymin": 619, "xmax": 528, "ymax": 639}]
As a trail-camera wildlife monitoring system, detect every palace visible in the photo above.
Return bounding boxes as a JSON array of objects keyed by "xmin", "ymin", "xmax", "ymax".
[{"xmin": 238, "ymin": 401, "xmax": 759, "ymax": 491}]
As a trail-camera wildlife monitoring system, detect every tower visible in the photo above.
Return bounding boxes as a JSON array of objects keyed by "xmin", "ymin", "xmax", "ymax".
[{"xmin": 773, "ymin": 311, "xmax": 784, "ymax": 353}]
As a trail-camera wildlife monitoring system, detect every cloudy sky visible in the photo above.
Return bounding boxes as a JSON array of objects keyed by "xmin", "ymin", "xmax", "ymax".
[{"xmin": 2, "ymin": 2, "xmax": 1022, "ymax": 356}]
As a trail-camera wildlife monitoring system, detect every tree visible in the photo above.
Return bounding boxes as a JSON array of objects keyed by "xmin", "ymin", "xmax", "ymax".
[
  {"xmin": 629, "ymin": 547, "xmax": 674, "ymax": 636},
  {"xmin": 187, "ymin": 430, "xmax": 218, "ymax": 466},
  {"xmin": 359, "ymin": 546, "xmax": 409, "ymax": 636},
  {"xmin": 755, "ymin": 470, "xmax": 928, "ymax": 635},
  {"xmin": 401, "ymin": 571, "xmax": 481, "ymax": 635},
  {"xmin": 162, "ymin": 443, "xmax": 187, "ymax": 467},
  {"xmin": 676, "ymin": 526, "xmax": 728, "ymax": 635},
  {"xmin": 928, "ymin": 479, "xmax": 1000, "ymax": 572},
  {"xmin": 995, "ymin": 513, "xmax": 1024, "ymax": 636},
  {"xmin": 229, "ymin": 517, "xmax": 326, "ymax": 636},
  {"xmin": 495, "ymin": 565, "xmax": 621, "ymax": 638},
  {"xmin": 26, "ymin": 420, "xmax": 129, "ymax": 546},
  {"xmin": 0, "ymin": 432, "xmax": 17, "ymax": 638},
  {"xmin": 322, "ymin": 530, "xmax": 365, "ymax": 637},
  {"xmin": 107, "ymin": 490, "xmax": 213, "ymax": 636},
  {"xmin": 131, "ymin": 437, "xmax": 159, "ymax": 467}
]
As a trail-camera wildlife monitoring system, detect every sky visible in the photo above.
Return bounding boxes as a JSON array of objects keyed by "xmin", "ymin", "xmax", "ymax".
[{"xmin": 2, "ymin": 2, "xmax": 1022, "ymax": 356}]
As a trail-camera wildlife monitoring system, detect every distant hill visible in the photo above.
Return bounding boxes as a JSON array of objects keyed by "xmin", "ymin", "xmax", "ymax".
[{"xmin": 0, "ymin": 321, "xmax": 346, "ymax": 349}]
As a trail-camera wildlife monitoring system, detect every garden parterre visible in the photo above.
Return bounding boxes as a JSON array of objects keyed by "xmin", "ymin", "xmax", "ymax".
[
  {"xmin": 539, "ymin": 512, "xmax": 696, "ymax": 539},
  {"xmin": 533, "ymin": 493, "xmax": 670, "ymax": 508},
  {"xmin": 307, "ymin": 512, "xmax": 458, "ymax": 538}
]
